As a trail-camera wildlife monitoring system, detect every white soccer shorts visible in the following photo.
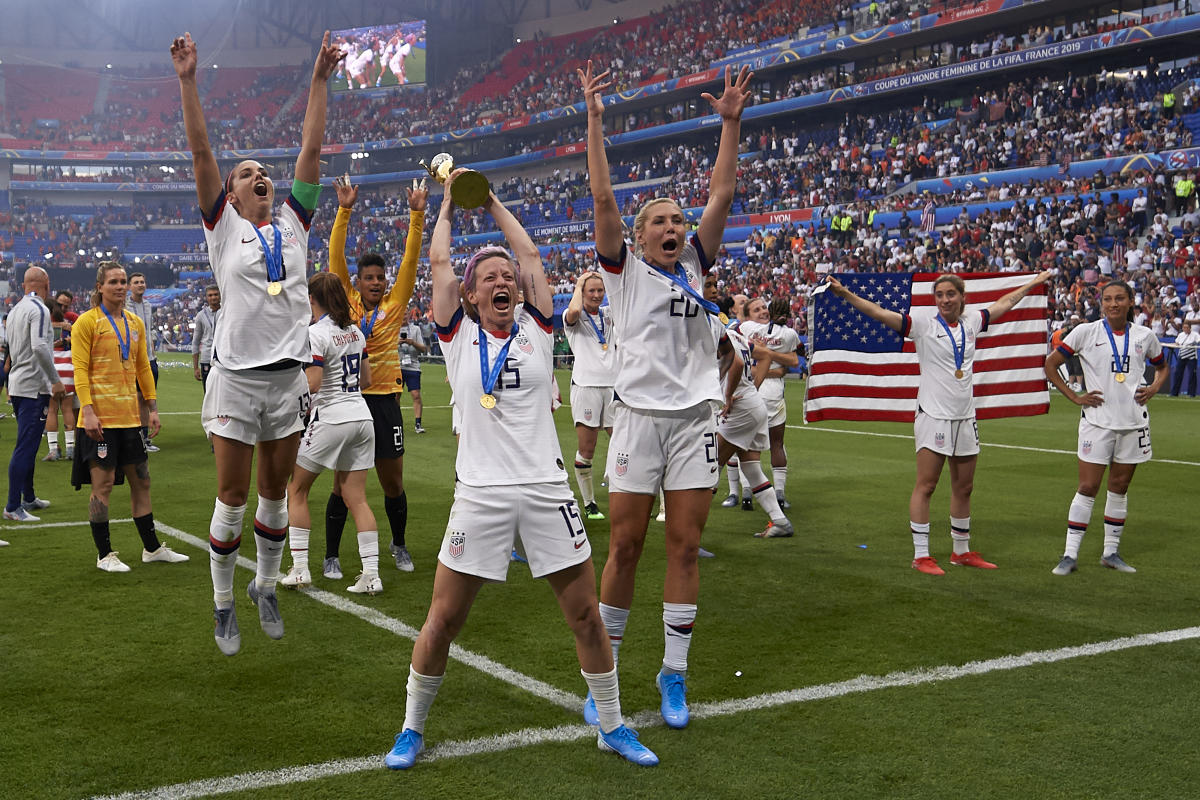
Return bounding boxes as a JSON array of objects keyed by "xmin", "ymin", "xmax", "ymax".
[
  {"xmin": 606, "ymin": 400, "xmax": 719, "ymax": 495},
  {"xmin": 570, "ymin": 383, "xmax": 615, "ymax": 428},
  {"xmin": 914, "ymin": 410, "xmax": 980, "ymax": 457},
  {"xmin": 717, "ymin": 392, "xmax": 769, "ymax": 453},
  {"xmin": 202, "ymin": 364, "xmax": 308, "ymax": 445},
  {"xmin": 1077, "ymin": 418, "xmax": 1152, "ymax": 465},
  {"xmin": 296, "ymin": 418, "xmax": 375, "ymax": 473}
]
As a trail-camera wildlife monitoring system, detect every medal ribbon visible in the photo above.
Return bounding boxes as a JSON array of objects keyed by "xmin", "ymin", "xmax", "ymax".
[
  {"xmin": 935, "ymin": 314, "xmax": 966, "ymax": 375},
  {"xmin": 584, "ymin": 309, "xmax": 606, "ymax": 346},
  {"xmin": 1102, "ymin": 318, "xmax": 1129, "ymax": 375},
  {"xmin": 479, "ymin": 322, "xmax": 520, "ymax": 397},
  {"xmin": 651, "ymin": 263, "xmax": 720, "ymax": 315},
  {"xmin": 253, "ymin": 223, "xmax": 284, "ymax": 287},
  {"xmin": 360, "ymin": 305, "xmax": 380, "ymax": 339},
  {"xmin": 101, "ymin": 306, "xmax": 132, "ymax": 361}
]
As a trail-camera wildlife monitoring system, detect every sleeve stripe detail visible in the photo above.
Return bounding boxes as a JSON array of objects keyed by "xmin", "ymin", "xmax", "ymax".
[
  {"xmin": 525, "ymin": 303, "xmax": 553, "ymax": 332},
  {"xmin": 597, "ymin": 242, "xmax": 626, "ymax": 272},
  {"xmin": 435, "ymin": 307, "xmax": 464, "ymax": 341},
  {"xmin": 979, "ymin": 309, "xmax": 991, "ymax": 333},
  {"xmin": 900, "ymin": 314, "xmax": 912, "ymax": 338},
  {"xmin": 1056, "ymin": 344, "xmax": 1075, "ymax": 357},
  {"xmin": 286, "ymin": 194, "xmax": 313, "ymax": 230},
  {"xmin": 310, "ymin": 356, "xmax": 325, "ymax": 366},
  {"xmin": 202, "ymin": 191, "xmax": 226, "ymax": 229},
  {"xmin": 1149, "ymin": 353, "xmax": 1165, "ymax": 365},
  {"xmin": 691, "ymin": 233, "xmax": 711, "ymax": 274}
]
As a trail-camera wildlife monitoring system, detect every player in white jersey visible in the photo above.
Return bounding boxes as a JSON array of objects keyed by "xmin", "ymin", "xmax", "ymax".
[
  {"xmin": 384, "ymin": 169, "xmax": 657, "ymax": 771},
  {"xmin": 827, "ymin": 270, "xmax": 1051, "ymax": 575},
  {"xmin": 563, "ymin": 270, "xmax": 617, "ymax": 521},
  {"xmin": 739, "ymin": 297, "xmax": 801, "ymax": 510},
  {"xmin": 583, "ymin": 60, "xmax": 752, "ymax": 731},
  {"xmin": 348, "ymin": 47, "xmax": 373, "ymax": 89},
  {"xmin": 1044, "ymin": 280, "xmax": 1168, "ymax": 576},
  {"xmin": 173, "ymin": 31, "xmax": 343, "ymax": 656},
  {"xmin": 281, "ymin": 274, "xmax": 382, "ymax": 594}
]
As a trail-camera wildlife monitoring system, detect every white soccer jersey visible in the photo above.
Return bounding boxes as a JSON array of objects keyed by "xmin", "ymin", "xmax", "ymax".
[
  {"xmin": 1060, "ymin": 320, "xmax": 1164, "ymax": 430},
  {"xmin": 598, "ymin": 237, "xmax": 722, "ymax": 411},
  {"xmin": 738, "ymin": 319, "xmax": 800, "ymax": 404},
  {"xmin": 202, "ymin": 190, "xmax": 313, "ymax": 370},
  {"xmin": 564, "ymin": 306, "xmax": 616, "ymax": 387},
  {"xmin": 437, "ymin": 304, "xmax": 567, "ymax": 486},
  {"xmin": 724, "ymin": 326, "xmax": 757, "ymax": 402},
  {"xmin": 901, "ymin": 307, "xmax": 990, "ymax": 421},
  {"xmin": 308, "ymin": 316, "xmax": 371, "ymax": 425}
]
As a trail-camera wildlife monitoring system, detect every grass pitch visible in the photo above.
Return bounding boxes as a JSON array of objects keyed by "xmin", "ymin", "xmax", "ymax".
[{"xmin": 3, "ymin": 356, "xmax": 1199, "ymax": 799}]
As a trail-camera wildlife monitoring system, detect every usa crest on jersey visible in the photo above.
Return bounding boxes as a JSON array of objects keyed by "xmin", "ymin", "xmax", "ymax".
[
  {"xmin": 615, "ymin": 452, "xmax": 629, "ymax": 476},
  {"xmin": 448, "ymin": 532, "xmax": 466, "ymax": 559}
]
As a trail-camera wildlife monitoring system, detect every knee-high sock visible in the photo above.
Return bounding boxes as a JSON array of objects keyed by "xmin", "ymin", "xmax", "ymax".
[
  {"xmin": 911, "ymin": 521, "xmax": 931, "ymax": 559},
  {"xmin": 726, "ymin": 458, "xmax": 741, "ymax": 497},
  {"xmin": 1064, "ymin": 492, "xmax": 1095, "ymax": 559},
  {"xmin": 741, "ymin": 460, "xmax": 785, "ymax": 523},
  {"xmin": 662, "ymin": 602, "xmax": 696, "ymax": 675},
  {"xmin": 575, "ymin": 450, "xmax": 595, "ymax": 506},
  {"xmin": 288, "ymin": 526, "xmax": 310, "ymax": 569},
  {"xmin": 774, "ymin": 463, "xmax": 789, "ymax": 497},
  {"xmin": 134, "ymin": 512, "xmax": 161, "ymax": 552},
  {"xmin": 253, "ymin": 494, "xmax": 287, "ymax": 592},
  {"xmin": 90, "ymin": 520, "xmax": 112, "ymax": 558},
  {"xmin": 358, "ymin": 530, "xmax": 380, "ymax": 576},
  {"xmin": 385, "ymin": 493, "xmax": 408, "ymax": 548},
  {"xmin": 325, "ymin": 492, "xmax": 348, "ymax": 560},
  {"xmin": 950, "ymin": 516, "xmax": 970, "ymax": 555},
  {"xmin": 582, "ymin": 667, "xmax": 623, "ymax": 734},
  {"xmin": 209, "ymin": 498, "xmax": 246, "ymax": 608},
  {"xmin": 402, "ymin": 666, "xmax": 444, "ymax": 734},
  {"xmin": 598, "ymin": 603, "xmax": 630, "ymax": 667},
  {"xmin": 1102, "ymin": 491, "xmax": 1127, "ymax": 557}
]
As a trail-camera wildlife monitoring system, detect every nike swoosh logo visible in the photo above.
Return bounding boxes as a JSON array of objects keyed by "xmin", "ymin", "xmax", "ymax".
[
  {"xmin": 242, "ymin": 237, "xmax": 256, "ymax": 244},
  {"xmin": 574, "ymin": 539, "xmax": 586, "ymax": 550}
]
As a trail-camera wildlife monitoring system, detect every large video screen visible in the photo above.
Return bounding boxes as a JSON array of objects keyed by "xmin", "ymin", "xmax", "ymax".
[{"xmin": 330, "ymin": 20, "xmax": 427, "ymax": 92}]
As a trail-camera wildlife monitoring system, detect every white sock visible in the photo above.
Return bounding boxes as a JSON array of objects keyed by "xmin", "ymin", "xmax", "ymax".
[
  {"xmin": 1102, "ymin": 491, "xmax": 1127, "ymax": 557},
  {"xmin": 46, "ymin": 432, "xmax": 58, "ymax": 452},
  {"xmin": 773, "ymin": 463, "xmax": 789, "ymax": 497},
  {"xmin": 288, "ymin": 526, "xmax": 310, "ymax": 569},
  {"xmin": 253, "ymin": 494, "xmax": 288, "ymax": 592},
  {"xmin": 739, "ymin": 464, "xmax": 752, "ymax": 498},
  {"xmin": 574, "ymin": 451, "xmax": 595, "ymax": 506},
  {"xmin": 209, "ymin": 498, "xmax": 246, "ymax": 608},
  {"xmin": 726, "ymin": 458, "xmax": 741, "ymax": 496},
  {"xmin": 662, "ymin": 602, "xmax": 696, "ymax": 674},
  {"xmin": 742, "ymin": 460, "xmax": 785, "ymax": 523},
  {"xmin": 911, "ymin": 521, "xmax": 931, "ymax": 559},
  {"xmin": 402, "ymin": 665, "xmax": 444, "ymax": 734},
  {"xmin": 64, "ymin": 430, "xmax": 75, "ymax": 447},
  {"xmin": 598, "ymin": 603, "xmax": 629, "ymax": 667},
  {"xmin": 358, "ymin": 529, "xmax": 380, "ymax": 576},
  {"xmin": 951, "ymin": 516, "xmax": 971, "ymax": 555},
  {"xmin": 1065, "ymin": 492, "xmax": 1094, "ymax": 559},
  {"xmin": 581, "ymin": 667, "xmax": 623, "ymax": 734}
]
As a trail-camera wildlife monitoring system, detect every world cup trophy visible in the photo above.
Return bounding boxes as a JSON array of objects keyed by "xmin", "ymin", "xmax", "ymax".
[{"xmin": 420, "ymin": 153, "xmax": 491, "ymax": 209}]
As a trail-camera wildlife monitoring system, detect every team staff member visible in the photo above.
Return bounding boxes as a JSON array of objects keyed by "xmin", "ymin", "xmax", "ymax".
[
  {"xmin": 739, "ymin": 297, "xmax": 801, "ymax": 510},
  {"xmin": 126, "ymin": 272, "xmax": 159, "ymax": 452},
  {"xmin": 4, "ymin": 266, "xmax": 65, "ymax": 523},
  {"xmin": 71, "ymin": 263, "xmax": 188, "ymax": 572},
  {"xmin": 174, "ymin": 31, "xmax": 343, "ymax": 655},
  {"xmin": 192, "ymin": 284, "xmax": 221, "ymax": 390},
  {"xmin": 583, "ymin": 61, "xmax": 751, "ymax": 730},
  {"xmin": 385, "ymin": 169, "xmax": 657, "ymax": 770},
  {"xmin": 827, "ymin": 271, "xmax": 1051, "ymax": 575},
  {"xmin": 398, "ymin": 316, "xmax": 428, "ymax": 434},
  {"xmin": 1045, "ymin": 281, "xmax": 1168, "ymax": 575},
  {"xmin": 327, "ymin": 175, "xmax": 426, "ymax": 575},
  {"xmin": 563, "ymin": 270, "xmax": 616, "ymax": 521}
]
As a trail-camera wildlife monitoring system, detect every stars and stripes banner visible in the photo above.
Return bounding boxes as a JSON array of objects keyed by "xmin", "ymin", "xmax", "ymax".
[{"xmin": 804, "ymin": 272, "xmax": 1049, "ymax": 423}]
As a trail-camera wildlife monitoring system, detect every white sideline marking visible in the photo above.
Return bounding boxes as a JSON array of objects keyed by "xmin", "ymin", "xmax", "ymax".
[
  {"xmin": 0, "ymin": 518, "xmax": 132, "ymax": 531},
  {"xmin": 155, "ymin": 523, "xmax": 579, "ymax": 712},
  {"xmin": 789, "ymin": 424, "xmax": 1200, "ymax": 467},
  {"xmin": 89, "ymin": 625, "xmax": 1200, "ymax": 800}
]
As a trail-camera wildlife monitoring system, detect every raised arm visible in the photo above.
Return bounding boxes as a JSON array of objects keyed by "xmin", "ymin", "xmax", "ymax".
[
  {"xmin": 563, "ymin": 271, "xmax": 591, "ymax": 326},
  {"xmin": 385, "ymin": 179, "xmax": 429, "ymax": 310},
  {"xmin": 484, "ymin": 191, "xmax": 551, "ymax": 318},
  {"xmin": 430, "ymin": 175, "xmax": 462, "ymax": 327},
  {"xmin": 328, "ymin": 176, "xmax": 358, "ymax": 295},
  {"xmin": 171, "ymin": 33, "xmax": 221, "ymax": 214},
  {"xmin": 826, "ymin": 276, "xmax": 905, "ymax": 332},
  {"xmin": 986, "ymin": 270, "xmax": 1052, "ymax": 321},
  {"xmin": 578, "ymin": 61, "xmax": 622, "ymax": 263},
  {"xmin": 695, "ymin": 66, "xmax": 753, "ymax": 261},
  {"xmin": 294, "ymin": 32, "xmax": 345, "ymax": 185}
]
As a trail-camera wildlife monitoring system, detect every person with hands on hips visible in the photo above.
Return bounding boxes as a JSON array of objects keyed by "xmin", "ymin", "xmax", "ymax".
[{"xmin": 1044, "ymin": 280, "xmax": 1169, "ymax": 575}]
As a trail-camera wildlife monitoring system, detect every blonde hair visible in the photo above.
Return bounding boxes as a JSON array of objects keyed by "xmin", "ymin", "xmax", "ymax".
[
  {"xmin": 91, "ymin": 261, "xmax": 126, "ymax": 307},
  {"xmin": 632, "ymin": 198, "xmax": 683, "ymax": 256}
]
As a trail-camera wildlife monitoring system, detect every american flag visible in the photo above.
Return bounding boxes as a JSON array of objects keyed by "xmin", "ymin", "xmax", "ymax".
[
  {"xmin": 804, "ymin": 272, "xmax": 1049, "ymax": 423},
  {"xmin": 921, "ymin": 198, "xmax": 936, "ymax": 233}
]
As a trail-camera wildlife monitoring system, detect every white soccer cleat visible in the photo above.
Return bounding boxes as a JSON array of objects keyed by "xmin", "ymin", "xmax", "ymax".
[
  {"xmin": 0, "ymin": 538, "xmax": 9, "ymax": 547},
  {"xmin": 655, "ymin": 510, "xmax": 667, "ymax": 523},
  {"xmin": 347, "ymin": 573, "xmax": 383, "ymax": 595},
  {"xmin": 142, "ymin": 545, "xmax": 190, "ymax": 563},
  {"xmin": 3, "ymin": 507, "xmax": 39, "ymax": 522},
  {"xmin": 279, "ymin": 564, "xmax": 312, "ymax": 588},
  {"xmin": 97, "ymin": 552, "xmax": 131, "ymax": 573}
]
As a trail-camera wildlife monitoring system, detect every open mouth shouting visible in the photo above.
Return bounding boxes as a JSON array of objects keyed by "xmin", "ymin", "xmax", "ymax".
[
  {"xmin": 253, "ymin": 179, "xmax": 270, "ymax": 198},
  {"xmin": 492, "ymin": 289, "xmax": 512, "ymax": 313}
]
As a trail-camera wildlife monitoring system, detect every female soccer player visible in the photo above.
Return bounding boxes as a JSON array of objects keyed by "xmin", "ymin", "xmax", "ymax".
[
  {"xmin": 172, "ymin": 31, "xmax": 343, "ymax": 655},
  {"xmin": 281, "ymin": 273, "xmax": 381, "ymax": 594},
  {"xmin": 1044, "ymin": 281, "xmax": 1168, "ymax": 575},
  {"xmin": 581, "ymin": 60, "xmax": 751, "ymax": 730},
  {"xmin": 384, "ymin": 170, "xmax": 657, "ymax": 770},
  {"xmin": 826, "ymin": 270, "xmax": 1050, "ymax": 574},
  {"xmin": 71, "ymin": 263, "xmax": 188, "ymax": 572},
  {"xmin": 739, "ymin": 297, "xmax": 801, "ymax": 509}
]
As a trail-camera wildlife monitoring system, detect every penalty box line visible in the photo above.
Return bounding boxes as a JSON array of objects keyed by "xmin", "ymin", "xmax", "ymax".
[
  {"xmin": 89, "ymin": 625, "xmax": 1200, "ymax": 800},
  {"xmin": 155, "ymin": 522, "xmax": 580, "ymax": 713}
]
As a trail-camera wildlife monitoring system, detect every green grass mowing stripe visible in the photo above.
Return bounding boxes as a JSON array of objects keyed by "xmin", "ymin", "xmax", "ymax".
[
  {"xmin": 86, "ymin": 625, "xmax": 1200, "ymax": 800},
  {"xmin": 155, "ymin": 522, "xmax": 580, "ymax": 711}
]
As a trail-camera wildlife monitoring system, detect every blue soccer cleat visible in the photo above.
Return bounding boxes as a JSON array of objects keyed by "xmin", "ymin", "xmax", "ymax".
[
  {"xmin": 385, "ymin": 729, "xmax": 424, "ymax": 770},
  {"xmin": 597, "ymin": 724, "xmax": 658, "ymax": 766},
  {"xmin": 656, "ymin": 670, "xmax": 689, "ymax": 729},
  {"xmin": 582, "ymin": 691, "xmax": 599, "ymax": 726}
]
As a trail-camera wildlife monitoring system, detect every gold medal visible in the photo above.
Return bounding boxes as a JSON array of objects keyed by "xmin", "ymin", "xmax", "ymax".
[
  {"xmin": 1115, "ymin": 372, "xmax": 1126, "ymax": 383},
  {"xmin": 601, "ymin": 343, "xmax": 608, "ymax": 351},
  {"xmin": 480, "ymin": 393, "xmax": 497, "ymax": 409},
  {"xmin": 955, "ymin": 369, "xmax": 964, "ymax": 379},
  {"xmin": 267, "ymin": 281, "xmax": 282, "ymax": 296}
]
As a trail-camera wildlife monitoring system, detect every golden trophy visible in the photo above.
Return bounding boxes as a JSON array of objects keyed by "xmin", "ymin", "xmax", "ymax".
[{"xmin": 420, "ymin": 153, "xmax": 491, "ymax": 209}]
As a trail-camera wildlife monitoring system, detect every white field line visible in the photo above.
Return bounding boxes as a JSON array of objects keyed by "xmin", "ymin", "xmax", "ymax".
[
  {"xmin": 88, "ymin": 625, "xmax": 1200, "ymax": 800},
  {"xmin": 0, "ymin": 518, "xmax": 133, "ymax": 531},
  {"xmin": 789, "ymin": 424, "xmax": 1200, "ymax": 467},
  {"xmin": 155, "ymin": 523, "xmax": 579, "ymax": 712}
]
